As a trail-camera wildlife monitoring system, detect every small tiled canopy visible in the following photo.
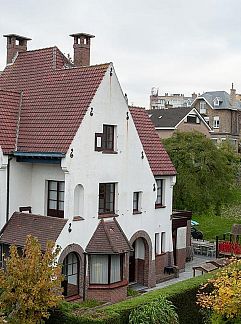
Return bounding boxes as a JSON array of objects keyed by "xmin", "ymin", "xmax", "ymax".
[{"xmin": 86, "ymin": 218, "xmax": 132, "ymax": 254}]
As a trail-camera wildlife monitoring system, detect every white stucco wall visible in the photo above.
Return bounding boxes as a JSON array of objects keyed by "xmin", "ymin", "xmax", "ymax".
[
  {"xmin": 56, "ymin": 64, "xmax": 175, "ymax": 259},
  {"xmin": 0, "ymin": 64, "xmax": 176, "ymax": 261}
]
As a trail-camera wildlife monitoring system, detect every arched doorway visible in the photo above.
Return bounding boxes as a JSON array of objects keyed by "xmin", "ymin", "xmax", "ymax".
[
  {"xmin": 62, "ymin": 252, "xmax": 79, "ymax": 297},
  {"xmin": 129, "ymin": 231, "xmax": 152, "ymax": 287}
]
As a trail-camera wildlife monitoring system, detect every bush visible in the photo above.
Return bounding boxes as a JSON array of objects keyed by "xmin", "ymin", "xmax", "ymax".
[
  {"xmin": 47, "ymin": 273, "xmax": 214, "ymax": 324},
  {"xmin": 129, "ymin": 296, "xmax": 178, "ymax": 324}
]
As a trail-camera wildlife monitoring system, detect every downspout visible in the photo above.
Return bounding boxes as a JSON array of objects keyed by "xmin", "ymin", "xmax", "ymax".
[
  {"xmin": 6, "ymin": 156, "xmax": 12, "ymax": 222},
  {"xmin": 83, "ymin": 252, "xmax": 87, "ymax": 301}
]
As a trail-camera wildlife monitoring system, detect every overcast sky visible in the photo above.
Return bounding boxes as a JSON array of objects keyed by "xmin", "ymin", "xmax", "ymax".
[{"xmin": 1, "ymin": 0, "xmax": 241, "ymax": 107}]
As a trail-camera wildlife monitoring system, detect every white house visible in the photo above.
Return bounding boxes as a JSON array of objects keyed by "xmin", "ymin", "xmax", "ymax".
[{"xmin": 0, "ymin": 33, "xmax": 191, "ymax": 302}]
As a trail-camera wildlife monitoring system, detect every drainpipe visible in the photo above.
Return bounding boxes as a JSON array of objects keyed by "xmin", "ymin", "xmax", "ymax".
[
  {"xmin": 6, "ymin": 157, "xmax": 12, "ymax": 222},
  {"xmin": 83, "ymin": 252, "xmax": 87, "ymax": 301}
]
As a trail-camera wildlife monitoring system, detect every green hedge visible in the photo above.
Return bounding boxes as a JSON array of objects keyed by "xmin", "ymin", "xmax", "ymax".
[{"xmin": 47, "ymin": 273, "xmax": 214, "ymax": 324}]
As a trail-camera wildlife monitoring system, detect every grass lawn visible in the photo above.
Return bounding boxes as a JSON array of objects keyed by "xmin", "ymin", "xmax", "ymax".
[{"xmin": 194, "ymin": 204, "xmax": 241, "ymax": 241}]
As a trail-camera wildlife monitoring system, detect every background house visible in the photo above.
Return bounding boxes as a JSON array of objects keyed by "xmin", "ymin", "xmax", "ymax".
[
  {"xmin": 0, "ymin": 33, "xmax": 191, "ymax": 302},
  {"xmin": 192, "ymin": 85, "xmax": 241, "ymax": 150},
  {"xmin": 147, "ymin": 107, "xmax": 211, "ymax": 139}
]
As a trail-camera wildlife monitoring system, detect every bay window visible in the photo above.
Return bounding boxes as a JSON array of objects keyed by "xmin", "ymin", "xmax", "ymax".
[{"xmin": 89, "ymin": 254, "xmax": 123, "ymax": 284}]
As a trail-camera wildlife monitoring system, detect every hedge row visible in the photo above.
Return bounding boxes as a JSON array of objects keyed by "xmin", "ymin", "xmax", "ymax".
[{"xmin": 47, "ymin": 273, "xmax": 214, "ymax": 324}]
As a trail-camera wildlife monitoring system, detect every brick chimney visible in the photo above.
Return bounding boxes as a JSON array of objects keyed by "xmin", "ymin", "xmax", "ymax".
[
  {"xmin": 230, "ymin": 83, "xmax": 236, "ymax": 106},
  {"xmin": 3, "ymin": 34, "xmax": 31, "ymax": 64},
  {"xmin": 69, "ymin": 33, "xmax": 95, "ymax": 66}
]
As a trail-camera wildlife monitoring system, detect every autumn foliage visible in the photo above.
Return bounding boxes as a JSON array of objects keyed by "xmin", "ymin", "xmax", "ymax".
[
  {"xmin": 0, "ymin": 235, "xmax": 63, "ymax": 324},
  {"xmin": 197, "ymin": 258, "xmax": 241, "ymax": 322}
]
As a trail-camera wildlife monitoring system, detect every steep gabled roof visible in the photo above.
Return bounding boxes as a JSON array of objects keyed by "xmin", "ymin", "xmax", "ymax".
[
  {"xmin": 0, "ymin": 47, "xmax": 110, "ymax": 153},
  {"xmin": 0, "ymin": 212, "xmax": 67, "ymax": 251},
  {"xmin": 86, "ymin": 218, "xmax": 132, "ymax": 254},
  {"xmin": 129, "ymin": 107, "xmax": 176, "ymax": 176},
  {"xmin": 0, "ymin": 89, "xmax": 21, "ymax": 154}
]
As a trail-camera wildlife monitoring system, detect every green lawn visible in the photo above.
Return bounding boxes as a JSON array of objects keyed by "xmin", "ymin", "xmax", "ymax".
[{"xmin": 194, "ymin": 205, "xmax": 241, "ymax": 241}]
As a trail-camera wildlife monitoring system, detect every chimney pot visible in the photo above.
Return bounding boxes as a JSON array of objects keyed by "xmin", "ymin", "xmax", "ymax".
[
  {"xmin": 69, "ymin": 33, "xmax": 95, "ymax": 67},
  {"xmin": 3, "ymin": 34, "xmax": 31, "ymax": 64}
]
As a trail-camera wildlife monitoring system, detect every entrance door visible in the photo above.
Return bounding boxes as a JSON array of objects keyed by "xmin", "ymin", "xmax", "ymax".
[
  {"xmin": 129, "ymin": 242, "xmax": 136, "ymax": 283},
  {"xmin": 172, "ymin": 229, "xmax": 177, "ymax": 265},
  {"xmin": 62, "ymin": 252, "xmax": 79, "ymax": 297}
]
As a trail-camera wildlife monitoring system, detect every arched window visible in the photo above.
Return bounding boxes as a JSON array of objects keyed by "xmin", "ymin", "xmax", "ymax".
[{"xmin": 62, "ymin": 252, "xmax": 79, "ymax": 297}]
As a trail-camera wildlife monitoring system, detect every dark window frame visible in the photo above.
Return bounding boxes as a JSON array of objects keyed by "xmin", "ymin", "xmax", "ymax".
[
  {"xmin": 94, "ymin": 125, "xmax": 115, "ymax": 153},
  {"xmin": 98, "ymin": 183, "xmax": 115, "ymax": 215},
  {"xmin": 89, "ymin": 254, "xmax": 124, "ymax": 285},
  {"xmin": 102, "ymin": 125, "xmax": 114, "ymax": 152},
  {"xmin": 133, "ymin": 192, "xmax": 141, "ymax": 213},
  {"xmin": 155, "ymin": 179, "xmax": 164, "ymax": 208},
  {"xmin": 47, "ymin": 180, "xmax": 65, "ymax": 218}
]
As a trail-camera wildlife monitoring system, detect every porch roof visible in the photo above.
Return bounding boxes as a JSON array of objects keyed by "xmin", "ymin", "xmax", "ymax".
[{"xmin": 0, "ymin": 212, "xmax": 67, "ymax": 251}]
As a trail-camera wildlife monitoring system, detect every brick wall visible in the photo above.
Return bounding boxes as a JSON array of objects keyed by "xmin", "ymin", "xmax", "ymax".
[
  {"xmin": 175, "ymin": 248, "xmax": 186, "ymax": 270},
  {"xmin": 87, "ymin": 284, "xmax": 127, "ymax": 303}
]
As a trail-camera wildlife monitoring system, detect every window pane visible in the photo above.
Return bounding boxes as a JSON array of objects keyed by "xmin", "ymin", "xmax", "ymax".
[
  {"xmin": 49, "ymin": 200, "xmax": 57, "ymax": 209},
  {"xmin": 68, "ymin": 274, "xmax": 77, "ymax": 285},
  {"xmin": 110, "ymin": 255, "xmax": 121, "ymax": 283},
  {"xmin": 59, "ymin": 201, "xmax": 64, "ymax": 211},
  {"xmin": 49, "ymin": 191, "xmax": 57, "ymax": 200},
  {"xmin": 73, "ymin": 263, "xmax": 77, "ymax": 274},
  {"xmin": 59, "ymin": 191, "xmax": 65, "ymax": 201},
  {"xmin": 49, "ymin": 181, "xmax": 57, "ymax": 190},
  {"xmin": 90, "ymin": 255, "xmax": 108, "ymax": 284},
  {"xmin": 59, "ymin": 182, "xmax": 65, "ymax": 191}
]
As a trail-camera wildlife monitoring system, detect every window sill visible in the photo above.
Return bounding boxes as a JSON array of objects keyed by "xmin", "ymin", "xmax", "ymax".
[
  {"xmin": 133, "ymin": 211, "xmax": 142, "ymax": 215},
  {"xmin": 98, "ymin": 213, "xmax": 119, "ymax": 219},
  {"xmin": 155, "ymin": 204, "xmax": 166, "ymax": 209},
  {"xmin": 102, "ymin": 150, "xmax": 118, "ymax": 154},
  {"xmin": 155, "ymin": 252, "xmax": 166, "ymax": 257},
  {"xmin": 89, "ymin": 279, "xmax": 128, "ymax": 290}
]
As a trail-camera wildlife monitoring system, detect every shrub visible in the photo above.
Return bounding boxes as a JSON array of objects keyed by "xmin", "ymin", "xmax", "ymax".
[
  {"xmin": 197, "ymin": 259, "xmax": 241, "ymax": 322},
  {"xmin": 129, "ymin": 296, "xmax": 178, "ymax": 324}
]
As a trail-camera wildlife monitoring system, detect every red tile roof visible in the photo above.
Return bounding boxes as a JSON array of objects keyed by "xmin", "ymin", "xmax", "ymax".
[
  {"xmin": 129, "ymin": 107, "xmax": 176, "ymax": 176},
  {"xmin": 0, "ymin": 90, "xmax": 20, "ymax": 154},
  {"xmin": 86, "ymin": 218, "xmax": 132, "ymax": 254},
  {"xmin": 0, "ymin": 47, "xmax": 110, "ymax": 153},
  {"xmin": 0, "ymin": 212, "xmax": 67, "ymax": 251}
]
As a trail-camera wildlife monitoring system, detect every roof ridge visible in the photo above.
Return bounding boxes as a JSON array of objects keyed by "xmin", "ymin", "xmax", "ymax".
[{"xmin": 101, "ymin": 219, "xmax": 117, "ymax": 253}]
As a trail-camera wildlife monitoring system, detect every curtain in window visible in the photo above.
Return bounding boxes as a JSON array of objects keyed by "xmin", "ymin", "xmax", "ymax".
[
  {"xmin": 90, "ymin": 255, "xmax": 108, "ymax": 284},
  {"xmin": 110, "ymin": 255, "xmax": 121, "ymax": 283}
]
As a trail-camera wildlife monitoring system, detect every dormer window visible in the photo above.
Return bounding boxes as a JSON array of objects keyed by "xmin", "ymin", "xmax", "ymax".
[{"xmin": 213, "ymin": 97, "xmax": 220, "ymax": 107}]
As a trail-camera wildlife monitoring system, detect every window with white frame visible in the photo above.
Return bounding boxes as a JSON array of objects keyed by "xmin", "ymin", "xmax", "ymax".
[
  {"xmin": 199, "ymin": 101, "xmax": 206, "ymax": 114},
  {"xmin": 213, "ymin": 116, "xmax": 220, "ymax": 129},
  {"xmin": 213, "ymin": 98, "xmax": 220, "ymax": 107},
  {"xmin": 155, "ymin": 179, "xmax": 165, "ymax": 207},
  {"xmin": 89, "ymin": 254, "xmax": 123, "ymax": 284},
  {"xmin": 161, "ymin": 232, "xmax": 166, "ymax": 253},
  {"xmin": 155, "ymin": 233, "xmax": 160, "ymax": 255}
]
